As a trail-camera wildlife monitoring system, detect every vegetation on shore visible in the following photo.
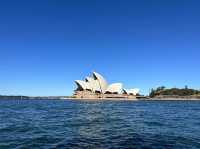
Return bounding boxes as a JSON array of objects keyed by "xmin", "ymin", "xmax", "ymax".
[{"xmin": 149, "ymin": 86, "xmax": 200, "ymax": 98}]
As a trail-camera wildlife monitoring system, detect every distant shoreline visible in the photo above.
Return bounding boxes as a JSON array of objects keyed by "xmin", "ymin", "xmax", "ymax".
[{"xmin": 1, "ymin": 95, "xmax": 200, "ymax": 100}]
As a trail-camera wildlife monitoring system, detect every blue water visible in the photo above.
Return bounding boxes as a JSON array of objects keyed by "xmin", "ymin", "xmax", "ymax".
[{"xmin": 0, "ymin": 99, "xmax": 200, "ymax": 149}]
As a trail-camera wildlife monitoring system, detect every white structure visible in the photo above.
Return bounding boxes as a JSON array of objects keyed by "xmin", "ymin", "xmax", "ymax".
[
  {"xmin": 75, "ymin": 72, "xmax": 139, "ymax": 96},
  {"xmin": 93, "ymin": 72, "xmax": 108, "ymax": 93},
  {"xmin": 75, "ymin": 80, "xmax": 91, "ymax": 91},
  {"xmin": 105, "ymin": 83, "xmax": 123, "ymax": 94},
  {"xmin": 123, "ymin": 88, "xmax": 140, "ymax": 96},
  {"xmin": 75, "ymin": 72, "xmax": 109, "ymax": 93},
  {"xmin": 85, "ymin": 77, "xmax": 100, "ymax": 92}
]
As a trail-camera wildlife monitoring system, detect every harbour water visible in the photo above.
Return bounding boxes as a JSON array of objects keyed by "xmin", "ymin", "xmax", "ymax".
[{"xmin": 0, "ymin": 99, "xmax": 200, "ymax": 149}]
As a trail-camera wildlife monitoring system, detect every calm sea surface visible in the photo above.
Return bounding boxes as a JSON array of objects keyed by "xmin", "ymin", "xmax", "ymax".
[{"xmin": 0, "ymin": 99, "xmax": 200, "ymax": 149}]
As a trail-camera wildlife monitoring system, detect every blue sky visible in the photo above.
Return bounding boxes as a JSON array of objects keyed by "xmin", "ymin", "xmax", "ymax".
[{"xmin": 0, "ymin": 0, "xmax": 200, "ymax": 96}]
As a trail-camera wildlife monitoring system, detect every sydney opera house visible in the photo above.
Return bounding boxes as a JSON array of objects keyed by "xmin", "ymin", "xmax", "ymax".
[{"xmin": 74, "ymin": 72, "xmax": 140, "ymax": 99}]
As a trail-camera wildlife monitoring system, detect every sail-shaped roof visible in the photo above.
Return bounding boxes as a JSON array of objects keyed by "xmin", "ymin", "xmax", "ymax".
[
  {"xmin": 85, "ymin": 77, "xmax": 101, "ymax": 92},
  {"xmin": 93, "ymin": 72, "xmax": 108, "ymax": 93},
  {"xmin": 105, "ymin": 83, "xmax": 123, "ymax": 94},
  {"xmin": 75, "ymin": 80, "xmax": 91, "ymax": 91},
  {"xmin": 123, "ymin": 88, "xmax": 140, "ymax": 95}
]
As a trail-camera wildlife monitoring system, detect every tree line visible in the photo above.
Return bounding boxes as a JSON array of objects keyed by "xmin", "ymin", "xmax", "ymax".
[{"xmin": 149, "ymin": 86, "xmax": 200, "ymax": 97}]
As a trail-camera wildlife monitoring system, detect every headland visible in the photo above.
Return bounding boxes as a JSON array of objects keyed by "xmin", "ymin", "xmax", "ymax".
[{"xmin": 148, "ymin": 86, "xmax": 200, "ymax": 100}]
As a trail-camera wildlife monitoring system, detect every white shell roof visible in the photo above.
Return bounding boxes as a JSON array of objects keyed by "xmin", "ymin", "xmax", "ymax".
[
  {"xmin": 85, "ymin": 77, "xmax": 101, "ymax": 92},
  {"xmin": 105, "ymin": 83, "xmax": 123, "ymax": 94},
  {"xmin": 93, "ymin": 72, "xmax": 108, "ymax": 93},
  {"xmin": 123, "ymin": 88, "xmax": 140, "ymax": 95},
  {"xmin": 75, "ymin": 80, "xmax": 91, "ymax": 90}
]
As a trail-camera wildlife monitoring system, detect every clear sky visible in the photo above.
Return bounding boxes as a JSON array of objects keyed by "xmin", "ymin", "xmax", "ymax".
[{"xmin": 0, "ymin": 0, "xmax": 200, "ymax": 96}]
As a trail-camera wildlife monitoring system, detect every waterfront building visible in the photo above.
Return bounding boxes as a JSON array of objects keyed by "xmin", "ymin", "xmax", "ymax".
[{"xmin": 74, "ymin": 72, "xmax": 139, "ymax": 99}]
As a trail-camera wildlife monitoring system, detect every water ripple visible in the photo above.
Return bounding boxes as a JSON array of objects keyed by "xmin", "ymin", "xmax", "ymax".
[{"xmin": 0, "ymin": 99, "xmax": 200, "ymax": 148}]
